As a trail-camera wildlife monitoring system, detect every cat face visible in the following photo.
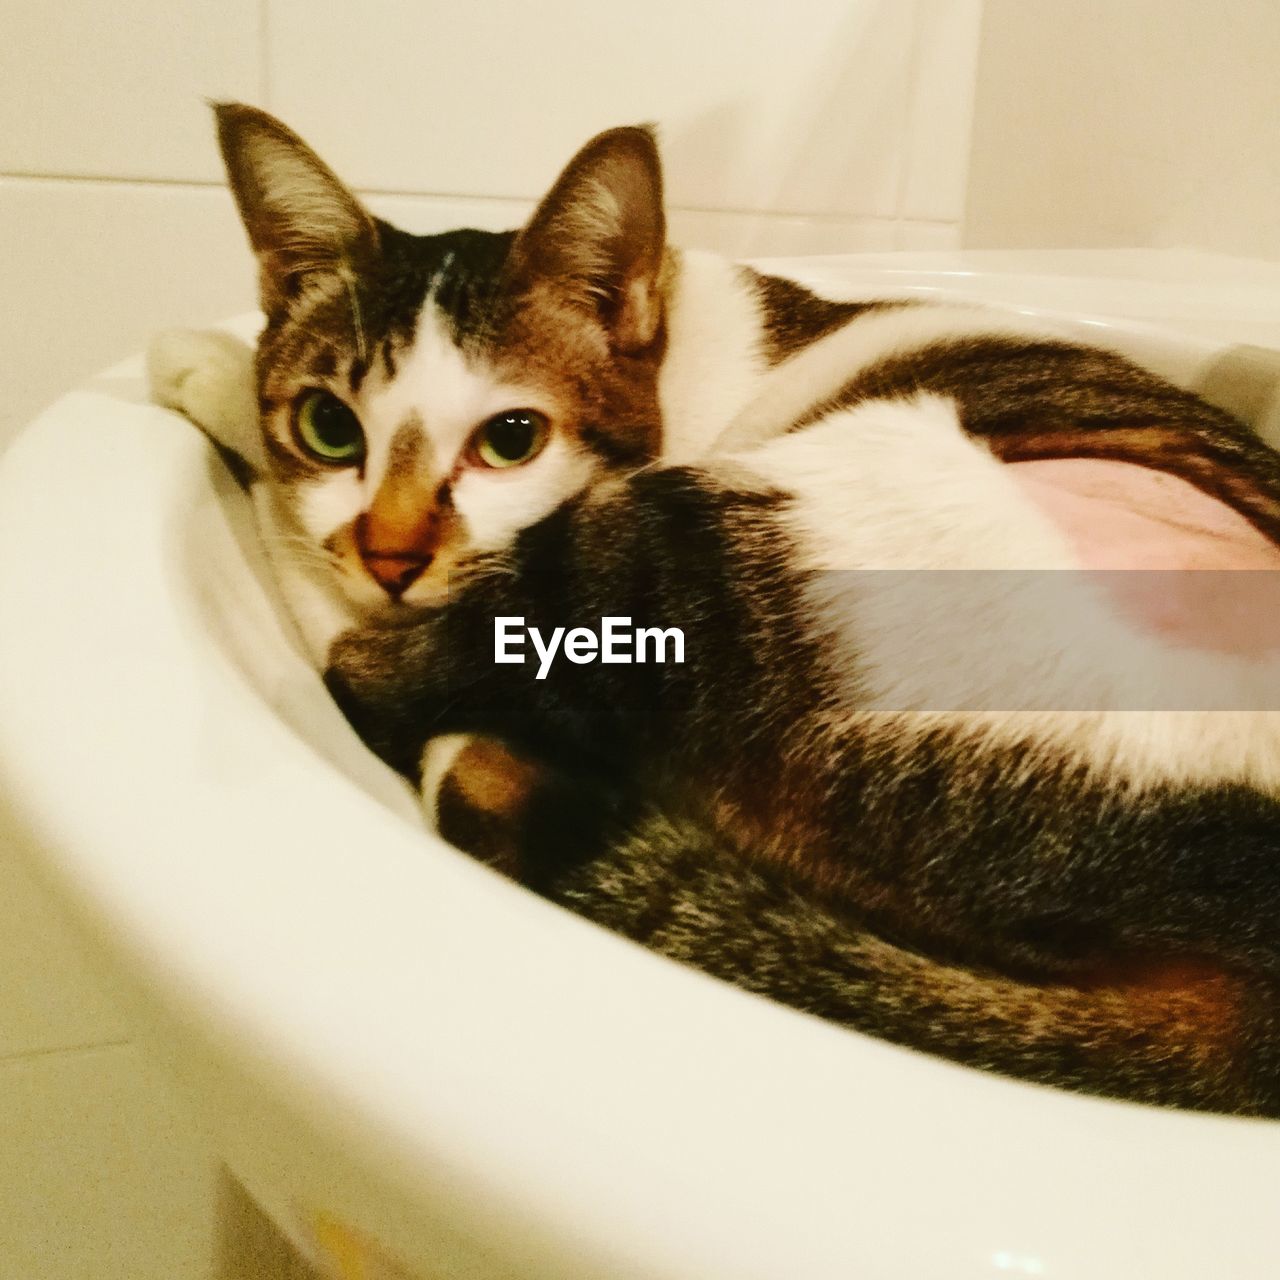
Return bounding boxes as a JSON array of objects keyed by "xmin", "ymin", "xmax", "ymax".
[{"xmin": 216, "ymin": 104, "xmax": 670, "ymax": 611}]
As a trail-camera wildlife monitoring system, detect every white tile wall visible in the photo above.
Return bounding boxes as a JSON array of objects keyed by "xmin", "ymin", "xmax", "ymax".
[
  {"xmin": 0, "ymin": 0, "xmax": 261, "ymax": 181},
  {"xmin": 272, "ymin": 0, "xmax": 915, "ymax": 216},
  {"xmin": 2, "ymin": 0, "xmax": 982, "ymax": 451},
  {"xmin": 0, "ymin": 178, "xmax": 257, "ymax": 442},
  {"xmin": 965, "ymin": 0, "xmax": 1280, "ymax": 260},
  {"xmin": 901, "ymin": 0, "xmax": 983, "ymax": 223},
  {"xmin": 0, "ymin": 1, "xmax": 982, "ymax": 1273}
]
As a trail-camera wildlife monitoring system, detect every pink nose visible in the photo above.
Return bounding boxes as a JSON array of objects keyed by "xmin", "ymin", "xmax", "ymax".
[{"xmin": 360, "ymin": 551, "xmax": 429, "ymax": 599}]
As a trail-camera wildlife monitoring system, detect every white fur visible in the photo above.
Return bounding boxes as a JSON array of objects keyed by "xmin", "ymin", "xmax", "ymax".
[
  {"xmin": 257, "ymin": 491, "xmax": 362, "ymax": 666},
  {"xmin": 454, "ymin": 437, "xmax": 594, "ymax": 553},
  {"xmin": 716, "ymin": 303, "xmax": 1067, "ymax": 453},
  {"xmin": 738, "ymin": 395, "xmax": 1280, "ymax": 789},
  {"xmin": 418, "ymin": 734, "xmax": 473, "ymax": 831},
  {"xmin": 362, "ymin": 303, "xmax": 514, "ymax": 484},
  {"xmin": 658, "ymin": 251, "xmax": 771, "ymax": 463},
  {"xmin": 296, "ymin": 468, "xmax": 363, "ymax": 544},
  {"xmin": 359, "ymin": 301, "xmax": 594, "ymax": 555}
]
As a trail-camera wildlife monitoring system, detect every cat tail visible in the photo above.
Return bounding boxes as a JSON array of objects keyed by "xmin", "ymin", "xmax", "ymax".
[{"xmin": 548, "ymin": 810, "xmax": 1280, "ymax": 1117}]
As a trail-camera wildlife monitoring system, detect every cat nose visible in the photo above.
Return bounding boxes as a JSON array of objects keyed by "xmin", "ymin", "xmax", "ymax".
[{"xmin": 360, "ymin": 550, "xmax": 430, "ymax": 599}]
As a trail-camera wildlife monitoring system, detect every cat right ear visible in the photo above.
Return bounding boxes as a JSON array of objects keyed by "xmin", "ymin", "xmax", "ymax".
[
  {"xmin": 213, "ymin": 102, "xmax": 378, "ymax": 314},
  {"xmin": 510, "ymin": 125, "xmax": 668, "ymax": 354}
]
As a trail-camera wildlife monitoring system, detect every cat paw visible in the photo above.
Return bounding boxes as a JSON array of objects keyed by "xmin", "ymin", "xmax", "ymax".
[
  {"xmin": 147, "ymin": 328, "xmax": 261, "ymax": 465},
  {"xmin": 419, "ymin": 733, "xmax": 544, "ymax": 880}
]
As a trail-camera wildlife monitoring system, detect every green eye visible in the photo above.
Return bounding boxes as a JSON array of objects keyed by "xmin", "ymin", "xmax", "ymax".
[
  {"xmin": 294, "ymin": 390, "xmax": 365, "ymax": 464},
  {"xmin": 471, "ymin": 411, "xmax": 550, "ymax": 469}
]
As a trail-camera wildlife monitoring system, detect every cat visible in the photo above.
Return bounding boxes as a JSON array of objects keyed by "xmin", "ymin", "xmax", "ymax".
[{"xmin": 151, "ymin": 103, "xmax": 1280, "ymax": 1115}]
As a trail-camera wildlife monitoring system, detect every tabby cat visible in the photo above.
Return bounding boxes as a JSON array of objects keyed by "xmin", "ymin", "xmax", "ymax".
[{"xmin": 151, "ymin": 103, "xmax": 1280, "ymax": 1115}]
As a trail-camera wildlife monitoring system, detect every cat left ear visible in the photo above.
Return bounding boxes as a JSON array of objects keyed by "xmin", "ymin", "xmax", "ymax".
[
  {"xmin": 213, "ymin": 102, "xmax": 379, "ymax": 314},
  {"xmin": 510, "ymin": 125, "xmax": 667, "ymax": 354}
]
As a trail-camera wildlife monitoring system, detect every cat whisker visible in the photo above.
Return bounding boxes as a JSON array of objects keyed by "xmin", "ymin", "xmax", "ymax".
[
  {"xmin": 262, "ymin": 531, "xmax": 329, "ymax": 556},
  {"xmin": 444, "ymin": 552, "xmax": 518, "ymax": 590},
  {"xmin": 260, "ymin": 533, "xmax": 347, "ymax": 574}
]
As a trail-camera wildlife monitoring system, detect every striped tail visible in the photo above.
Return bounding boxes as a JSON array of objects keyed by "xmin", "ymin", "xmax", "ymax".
[{"xmin": 548, "ymin": 810, "xmax": 1280, "ymax": 1117}]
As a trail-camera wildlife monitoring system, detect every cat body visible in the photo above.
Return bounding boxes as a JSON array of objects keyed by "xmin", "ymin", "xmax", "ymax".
[
  {"xmin": 322, "ymin": 408, "xmax": 1280, "ymax": 1114},
  {"xmin": 151, "ymin": 104, "xmax": 1280, "ymax": 1114}
]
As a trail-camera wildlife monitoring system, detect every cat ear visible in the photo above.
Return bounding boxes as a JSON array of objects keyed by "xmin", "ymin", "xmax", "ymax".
[
  {"xmin": 510, "ymin": 125, "xmax": 667, "ymax": 353},
  {"xmin": 213, "ymin": 102, "xmax": 378, "ymax": 313}
]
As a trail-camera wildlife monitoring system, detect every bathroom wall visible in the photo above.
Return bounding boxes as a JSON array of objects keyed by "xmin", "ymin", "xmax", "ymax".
[
  {"xmin": 0, "ymin": 0, "xmax": 982, "ymax": 451},
  {"xmin": 0, "ymin": 3, "xmax": 981, "ymax": 1276},
  {"xmin": 965, "ymin": 0, "xmax": 1280, "ymax": 258}
]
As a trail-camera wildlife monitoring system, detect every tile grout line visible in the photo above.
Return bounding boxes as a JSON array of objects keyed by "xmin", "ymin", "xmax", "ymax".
[
  {"xmin": 0, "ymin": 170, "xmax": 225, "ymax": 191},
  {"xmin": 0, "ymin": 1036, "xmax": 133, "ymax": 1067},
  {"xmin": 0, "ymin": 170, "xmax": 960, "ymax": 231}
]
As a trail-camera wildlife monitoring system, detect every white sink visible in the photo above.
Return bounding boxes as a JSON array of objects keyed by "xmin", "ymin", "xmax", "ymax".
[{"xmin": 1, "ymin": 250, "xmax": 1278, "ymax": 1279}]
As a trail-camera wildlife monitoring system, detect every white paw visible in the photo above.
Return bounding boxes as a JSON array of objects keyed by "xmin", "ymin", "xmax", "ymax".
[{"xmin": 146, "ymin": 328, "xmax": 262, "ymax": 465}]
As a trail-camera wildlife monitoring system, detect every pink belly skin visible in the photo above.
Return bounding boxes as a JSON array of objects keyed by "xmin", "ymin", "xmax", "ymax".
[{"xmin": 1010, "ymin": 459, "xmax": 1280, "ymax": 656}]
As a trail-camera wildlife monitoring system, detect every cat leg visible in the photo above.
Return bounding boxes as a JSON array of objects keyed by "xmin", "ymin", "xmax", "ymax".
[
  {"xmin": 420, "ymin": 733, "xmax": 621, "ymax": 890},
  {"xmin": 419, "ymin": 734, "xmax": 533, "ymax": 880},
  {"xmin": 147, "ymin": 328, "xmax": 263, "ymax": 478}
]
